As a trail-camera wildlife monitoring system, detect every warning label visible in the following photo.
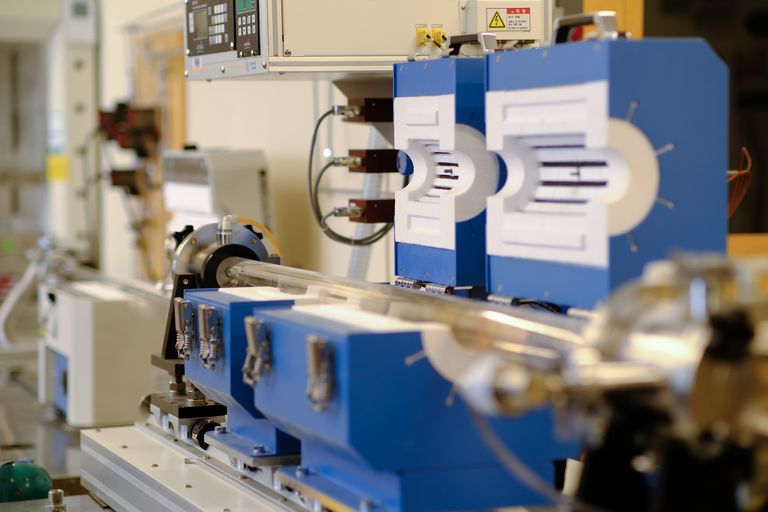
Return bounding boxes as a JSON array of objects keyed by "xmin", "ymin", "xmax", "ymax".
[
  {"xmin": 488, "ymin": 11, "xmax": 506, "ymax": 29},
  {"xmin": 487, "ymin": 7, "xmax": 531, "ymax": 32}
]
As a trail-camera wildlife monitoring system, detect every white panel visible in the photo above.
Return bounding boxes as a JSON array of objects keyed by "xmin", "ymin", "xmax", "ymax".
[
  {"xmin": 486, "ymin": 81, "xmax": 608, "ymax": 151},
  {"xmin": 486, "ymin": 81, "xmax": 612, "ymax": 268},
  {"xmin": 486, "ymin": 80, "xmax": 660, "ymax": 268},
  {"xmin": 394, "ymin": 95, "xmax": 499, "ymax": 251}
]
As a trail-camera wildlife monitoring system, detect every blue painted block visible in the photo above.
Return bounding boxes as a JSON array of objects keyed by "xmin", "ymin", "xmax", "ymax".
[
  {"xmin": 395, "ymin": 215, "xmax": 486, "ymax": 287},
  {"xmin": 184, "ymin": 289, "xmax": 300, "ymax": 457},
  {"xmin": 485, "ymin": 39, "xmax": 728, "ymax": 308},
  {"xmin": 53, "ymin": 351, "xmax": 68, "ymax": 414},
  {"xmin": 252, "ymin": 306, "xmax": 578, "ymax": 511},
  {"xmin": 394, "ymin": 57, "xmax": 493, "ymax": 289}
]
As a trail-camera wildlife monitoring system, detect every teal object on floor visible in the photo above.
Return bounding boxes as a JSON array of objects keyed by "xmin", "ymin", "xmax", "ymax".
[{"xmin": 0, "ymin": 461, "xmax": 53, "ymax": 502}]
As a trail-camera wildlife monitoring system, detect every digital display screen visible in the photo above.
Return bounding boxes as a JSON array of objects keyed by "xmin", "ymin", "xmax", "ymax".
[
  {"xmin": 73, "ymin": 1, "xmax": 88, "ymax": 17},
  {"xmin": 237, "ymin": 0, "xmax": 255, "ymax": 13},
  {"xmin": 193, "ymin": 9, "xmax": 209, "ymax": 40}
]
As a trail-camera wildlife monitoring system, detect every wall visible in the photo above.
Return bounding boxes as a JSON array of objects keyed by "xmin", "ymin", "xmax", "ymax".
[{"xmin": 99, "ymin": 1, "xmax": 394, "ymax": 282}]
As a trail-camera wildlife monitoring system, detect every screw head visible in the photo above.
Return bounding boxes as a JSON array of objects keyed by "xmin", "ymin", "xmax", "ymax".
[
  {"xmin": 284, "ymin": 49, "xmax": 292, "ymax": 57},
  {"xmin": 190, "ymin": 238, "xmax": 197, "ymax": 246},
  {"xmin": 220, "ymin": 66, "xmax": 226, "ymax": 74},
  {"xmin": 230, "ymin": 42, "xmax": 235, "ymax": 50},
  {"xmin": 185, "ymin": 49, "xmax": 191, "ymax": 56},
  {"xmin": 184, "ymin": 70, "xmax": 189, "ymax": 77}
]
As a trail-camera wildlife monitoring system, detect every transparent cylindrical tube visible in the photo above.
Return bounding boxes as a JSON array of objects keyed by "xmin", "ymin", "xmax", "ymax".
[{"xmin": 223, "ymin": 258, "xmax": 587, "ymax": 364}]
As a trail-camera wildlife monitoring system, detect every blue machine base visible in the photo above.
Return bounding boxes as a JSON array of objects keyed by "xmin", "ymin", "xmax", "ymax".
[
  {"xmin": 278, "ymin": 441, "xmax": 559, "ymax": 512},
  {"xmin": 488, "ymin": 255, "xmax": 610, "ymax": 309}
]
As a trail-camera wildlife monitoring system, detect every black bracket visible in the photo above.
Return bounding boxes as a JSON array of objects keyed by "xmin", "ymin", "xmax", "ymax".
[{"xmin": 152, "ymin": 273, "xmax": 200, "ymax": 375}]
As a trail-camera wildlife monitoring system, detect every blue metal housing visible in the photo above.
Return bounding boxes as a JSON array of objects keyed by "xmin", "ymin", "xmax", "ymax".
[
  {"xmin": 53, "ymin": 351, "xmax": 68, "ymax": 414},
  {"xmin": 394, "ymin": 58, "xmax": 490, "ymax": 288},
  {"xmin": 485, "ymin": 39, "xmax": 729, "ymax": 308},
  {"xmin": 250, "ymin": 306, "xmax": 578, "ymax": 511},
  {"xmin": 183, "ymin": 289, "xmax": 300, "ymax": 459}
]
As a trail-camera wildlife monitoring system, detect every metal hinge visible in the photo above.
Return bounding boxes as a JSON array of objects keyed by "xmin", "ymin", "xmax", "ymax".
[
  {"xmin": 174, "ymin": 298, "xmax": 195, "ymax": 360},
  {"xmin": 198, "ymin": 304, "xmax": 222, "ymax": 370},
  {"xmin": 243, "ymin": 316, "xmax": 272, "ymax": 387},
  {"xmin": 306, "ymin": 335, "xmax": 335, "ymax": 413}
]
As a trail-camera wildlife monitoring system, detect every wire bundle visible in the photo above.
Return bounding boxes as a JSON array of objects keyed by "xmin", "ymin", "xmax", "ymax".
[{"xmin": 307, "ymin": 109, "xmax": 394, "ymax": 246}]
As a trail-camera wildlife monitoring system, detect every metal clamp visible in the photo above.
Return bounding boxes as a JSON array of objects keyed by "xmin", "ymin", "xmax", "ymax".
[
  {"xmin": 198, "ymin": 305, "xmax": 221, "ymax": 369},
  {"xmin": 306, "ymin": 335, "xmax": 335, "ymax": 412},
  {"xmin": 448, "ymin": 32, "xmax": 497, "ymax": 56},
  {"xmin": 173, "ymin": 298, "xmax": 195, "ymax": 360},
  {"xmin": 243, "ymin": 316, "xmax": 272, "ymax": 387},
  {"xmin": 552, "ymin": 11, "xmax": 619, "ymax": 44}
]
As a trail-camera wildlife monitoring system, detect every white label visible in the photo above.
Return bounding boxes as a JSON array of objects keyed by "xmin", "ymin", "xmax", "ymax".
[{"xmin": 487, "ymin": 7, "xmax": 531, "ymax": 32}]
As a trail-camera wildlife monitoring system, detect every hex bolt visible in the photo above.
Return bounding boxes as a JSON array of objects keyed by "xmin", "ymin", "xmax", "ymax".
[{"xmin": 45, "ymin": 489, "xmax": 66, "ymax": 512}]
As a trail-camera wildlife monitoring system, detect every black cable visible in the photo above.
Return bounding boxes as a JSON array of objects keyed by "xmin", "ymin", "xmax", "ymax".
[
  {"xmin": 513, "ymin": 299, "xmax": 563, "ymax": 314},
  {"xmin": 307, "ymin": 109, "xmax": 395, "ymax": 247},
  {"xmin": 311, "ymin": 161, "xmax": 334, "ymax": 223},
  {"xmin": 307, "ymin": 109, "xmax": 335, "ymax": 223}
]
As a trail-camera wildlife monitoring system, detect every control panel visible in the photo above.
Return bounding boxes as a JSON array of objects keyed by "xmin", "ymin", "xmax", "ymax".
[
  {"xmin": 183, "ymin": 0, "xmax": 553, "ymax": 80},
  {"xmin": 186, "ymin": 0, "xmax": 235, "ymax": 57},
  {"xmin": 235, "ymin": 0, "xmax": 260, "ymax": 57}
]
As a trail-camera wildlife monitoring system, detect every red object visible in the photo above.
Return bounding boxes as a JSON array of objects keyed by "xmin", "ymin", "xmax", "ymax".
[
  {"xmin": 0, "ymin": 275, "xmax": 17, "ymax": 301},
  {"xmin": 728, "ymin": 147, "xmax": 753, "ymax": 218},
  {"xmin": 507, "ymin": 8, "xmax": 531, "ymax": 14}
]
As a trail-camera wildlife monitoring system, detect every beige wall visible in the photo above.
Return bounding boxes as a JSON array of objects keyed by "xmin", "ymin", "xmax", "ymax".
[{"xmin": 99, "ymin": 1, "xmax": 394, "ymax": 282}]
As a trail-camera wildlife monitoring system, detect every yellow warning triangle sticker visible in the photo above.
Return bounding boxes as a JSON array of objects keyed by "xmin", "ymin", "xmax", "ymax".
[{"xmin": 489, "ymin": 11, "xmax": 506, "ymax": 29}]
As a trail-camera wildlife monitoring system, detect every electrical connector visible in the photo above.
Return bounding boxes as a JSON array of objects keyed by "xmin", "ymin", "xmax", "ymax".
[
  {"xmin": 348, "ymin": 199, "xmax": 395, "ymax": 223},
  {"xmin": 345, "ymin": 98, "xmax": 394, "ymax": 123},
  {"xmin": 332, "ymin": 156, "xmax": 363, "ymax": 167},
  {"xmin": 331, "ymin": 104, "xmax": 362, "ymax": 118},
  {"xmin": 348, "ymin": 149, "xmax": 400, "ymax": 173},
  {"xmin": 416, "ymin": 27, "xmax": 430, "ymax": 46},
  {"xmin": 431, "ymin": 27, "xmax": 447, "ymax": 48},
  {"xmin": 330, "ymin": 205, "xmax": 364, "ymax": 218}
]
